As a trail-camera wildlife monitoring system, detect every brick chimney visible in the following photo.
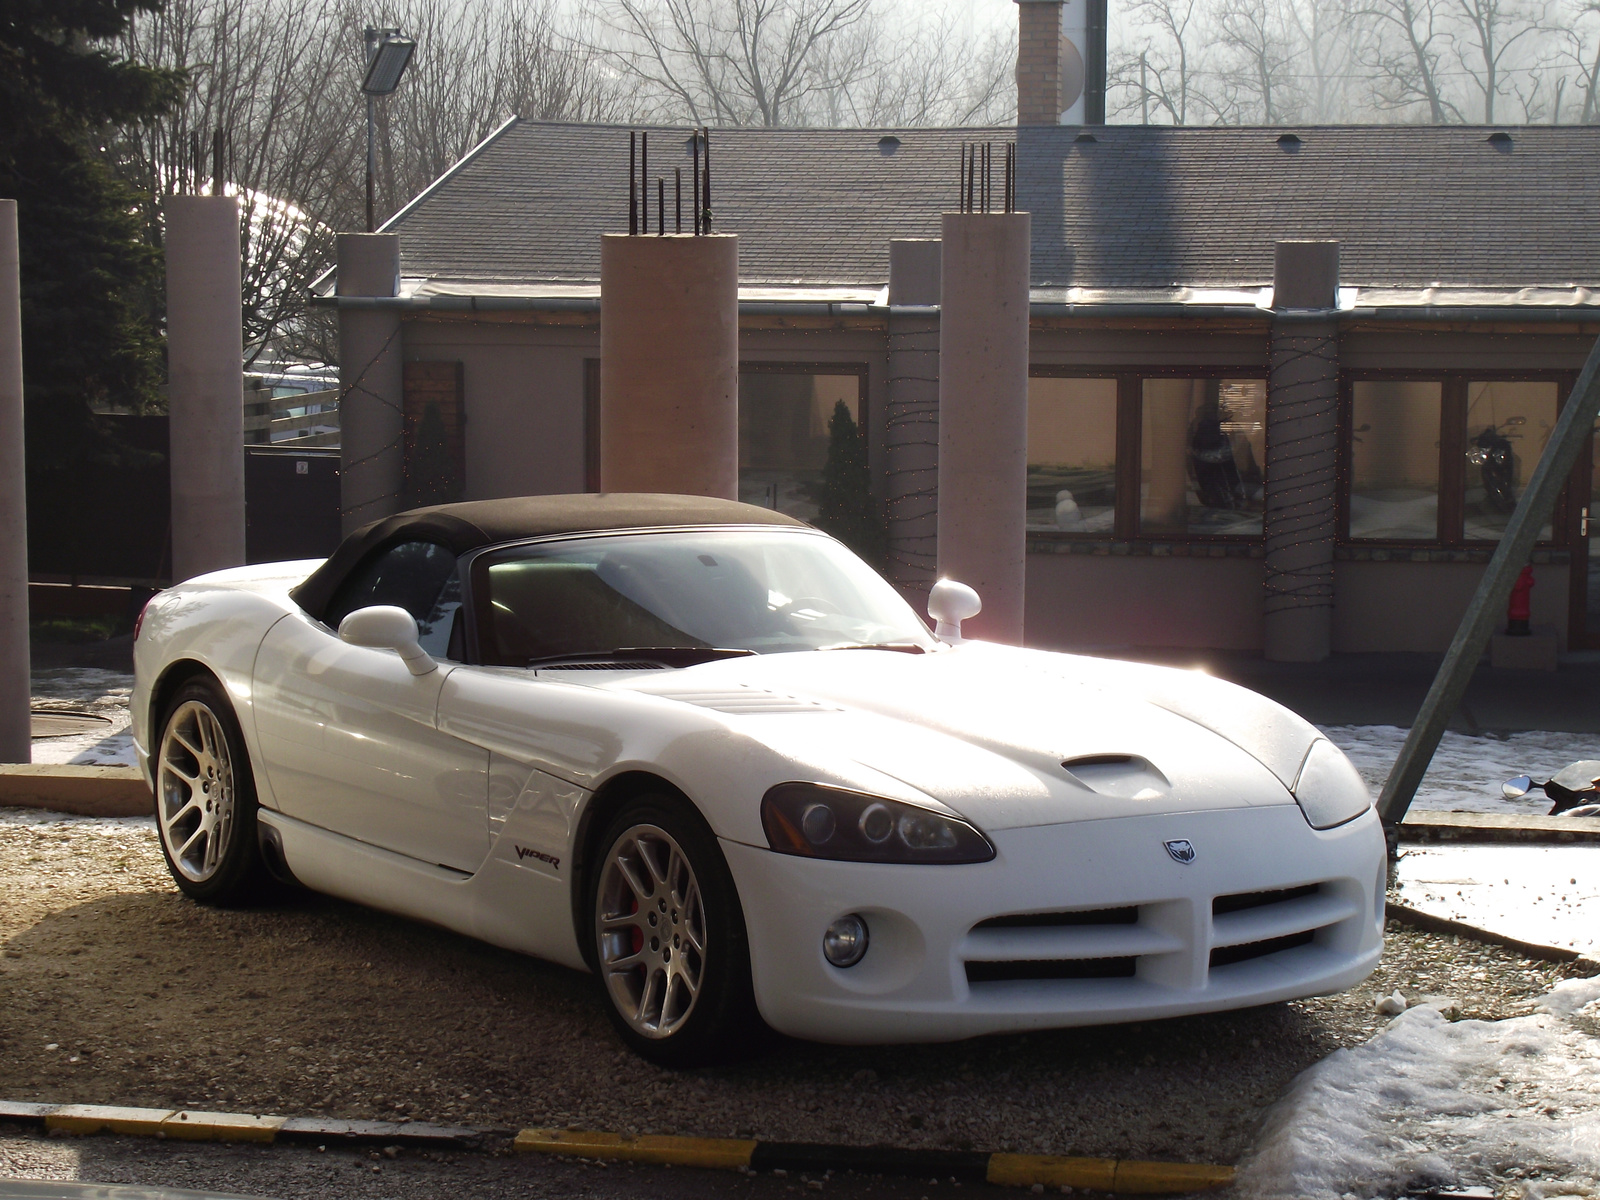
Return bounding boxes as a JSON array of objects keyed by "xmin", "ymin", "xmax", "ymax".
[{"xmin": 1015, "ymin": 0, "xmax": 1106, "ymax": 125}]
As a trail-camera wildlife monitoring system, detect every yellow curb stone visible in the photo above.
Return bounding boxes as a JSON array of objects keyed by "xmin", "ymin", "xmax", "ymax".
[
  {"xmin": 45, "ymin": 1105, "xmax": 175, "ymax": 1136},
  {"xmin": 515, "ymin": 1128, "xmax": 757, "ymax": 1170},
  {"xmin": 158, "ymin": 1111, "xmax": 286, "ymax": 1143}
]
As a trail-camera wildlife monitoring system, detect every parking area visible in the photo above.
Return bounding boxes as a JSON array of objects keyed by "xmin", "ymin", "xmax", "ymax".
[{"xmin": 1, "ymin": 810, "xmax": 1589, "ymax": 1173}]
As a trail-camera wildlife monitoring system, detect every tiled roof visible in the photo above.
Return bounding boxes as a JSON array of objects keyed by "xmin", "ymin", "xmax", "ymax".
[{"xmin": 383, "ymin": 120, "xmax": 1600, "ymax": 292}]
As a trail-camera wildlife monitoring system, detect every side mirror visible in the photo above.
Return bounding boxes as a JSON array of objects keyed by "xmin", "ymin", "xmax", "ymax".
[
  {"xmin": 928, "ymin": 578, "xmax": 982, "ymax": 643},
  {"xmin": 339, "ymin": 605, "xmax": 437, "ymax": 676},
  {"xmin": 1502, "ymin": 775, "xmax": 1533, "ymax": 800}
]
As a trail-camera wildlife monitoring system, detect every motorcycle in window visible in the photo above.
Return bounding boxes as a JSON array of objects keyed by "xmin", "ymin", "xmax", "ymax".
[
  {"xmin": 1466, "ymin": 421, "xmax": 1520, "ymax": 515},
  {"xmin": 1502, "ymin": 760, "xmax": 1600, "ymax": 817}
]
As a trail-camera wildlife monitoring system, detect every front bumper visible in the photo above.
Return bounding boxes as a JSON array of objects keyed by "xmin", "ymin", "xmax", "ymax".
[{"xmin": 723, "ymin": 804, "xmax": 1386, "ymax": 1044}]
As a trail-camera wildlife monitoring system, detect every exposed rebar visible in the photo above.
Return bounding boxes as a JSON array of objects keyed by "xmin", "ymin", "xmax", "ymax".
[
  {"xmin": 692, "ymin": 132, "xmax": 701, "ymax": 236},
  {"xmin": 641, "ymin": 131, "xmax": 649, "ymax": 232},
  {"xmin": 702, "ymin": 127, "xmax": 713, "ymax": 234},
  {"xmin": 629, "ymin": 131, "xmax": 637, "ymax": 236},
  {"xmin": 675, "ymin": 168, "xmax": 682, "ymax": 233},
  {"xmin": 657, "ymin": 178, "xmax": 665, "ymax": 235}
]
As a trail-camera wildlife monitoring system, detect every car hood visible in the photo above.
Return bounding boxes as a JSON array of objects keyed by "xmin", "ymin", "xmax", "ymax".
[{"xmin": 613, "ymin": 642, "xmax": 1321, "ymax": 832}]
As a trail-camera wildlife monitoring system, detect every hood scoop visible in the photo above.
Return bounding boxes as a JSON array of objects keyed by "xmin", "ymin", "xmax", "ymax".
[{"xmin": 1062, "ymin": 754, "xmax": 1172, "ymax": 802}]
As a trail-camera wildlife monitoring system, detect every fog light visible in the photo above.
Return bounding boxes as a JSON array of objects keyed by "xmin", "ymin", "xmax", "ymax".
[{"xmin": 823, "ymin": 914, "xmax": 869, "ymax": 967}]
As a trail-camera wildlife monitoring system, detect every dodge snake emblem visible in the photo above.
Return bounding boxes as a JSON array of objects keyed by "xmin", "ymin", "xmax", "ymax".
[{"xmin": 1164, "ymin": 839, "xmax": 1196, "ymax": 864}]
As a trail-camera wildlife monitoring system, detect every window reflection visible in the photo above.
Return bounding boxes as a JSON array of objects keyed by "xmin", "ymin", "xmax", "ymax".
[
  {"xmin": 1140, "ymin": 378, "xmax": 1265, "ymax": 537},
  {"xmin": 1027, "ymin": 377, "xmax": 1117, "ymax": 532},
  {"xmin": 1349, "ymin": 381, "xmax": 1442, "ymax": 540},
  {"xmin": 1463, "ymin": 381, "xmax": 1556, "ymax": 541},
  {"xmin": 739, "ymin": 372, "xmax": 861, "ymax": 521}
]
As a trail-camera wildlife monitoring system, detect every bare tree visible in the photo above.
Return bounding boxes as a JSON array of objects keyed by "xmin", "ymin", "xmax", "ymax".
[
  {"xmin": 592, "ymin": 0, "xmax": 873, "ymax": 126},
  {"xmin": 809, "ymin": 13, "xmax": 1015, "ymax": 126},
  {"xmin": 1351, "ymin": 0, "xmax": 1460, "ymax": 120},
  {"xmin": 1113, "ymin": 0, "xmax": 1211, "ymax": 123},
  {"xmin": 1213, "ymin": 0, "xmax": 1304, "ymax": 122},
  {"xmin": 1557, "ymin": 0, "xmax": 1600, "ymax": 120},
  {"xmin": 1448, "ymin": 0, "xmax": 1548, "ymax": 120}
]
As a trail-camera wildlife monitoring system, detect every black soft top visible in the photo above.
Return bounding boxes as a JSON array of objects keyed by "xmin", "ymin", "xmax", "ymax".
[{"xmin": 289, "ymin": 493, "xmax": 807, "ymax": 621}]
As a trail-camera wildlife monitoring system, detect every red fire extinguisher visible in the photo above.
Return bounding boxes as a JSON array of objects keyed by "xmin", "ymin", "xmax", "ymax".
[{"xmin": 1507, "ymin": 565, "xmax": 1534, "ymax": 636}]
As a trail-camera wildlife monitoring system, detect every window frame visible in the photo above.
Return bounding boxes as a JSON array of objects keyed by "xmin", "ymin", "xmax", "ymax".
[
  {"xmin": 1339, "ymin": 369, "xmax": 1576, "ymax": 548},
  {"xmin": 736, "ymin": 361, "xmax": 870, "ymax": 514},
  {"xmin": 1028, "ymin": 365, "xmax": 1270, "ymax": 543}
]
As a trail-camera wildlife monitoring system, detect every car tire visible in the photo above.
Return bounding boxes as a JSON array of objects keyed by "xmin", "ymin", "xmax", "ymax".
[
  {"xmin": 589, "ymin": 793, "xmax": 763, "ymax": 1067},
  {"xmin": 153, "ymin": 677, "xmax": 271, "ymax": 906}
]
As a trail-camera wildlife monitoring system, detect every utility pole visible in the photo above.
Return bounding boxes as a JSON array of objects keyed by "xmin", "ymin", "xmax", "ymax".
[{"xmin": 1379, "ymin": 332, "xmax": 1600, "ymax": 827}]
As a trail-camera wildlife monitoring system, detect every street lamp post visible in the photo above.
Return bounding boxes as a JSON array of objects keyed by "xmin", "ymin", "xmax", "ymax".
[{"xmin": 362, "ymin": 26, "xmax": 416, "ymax": 233}]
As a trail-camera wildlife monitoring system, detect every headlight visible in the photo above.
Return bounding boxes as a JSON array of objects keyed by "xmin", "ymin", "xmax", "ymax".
[
  {"xmin": 761, "ymin": 782, "xmax": 995, "ymax": 864},
  {"xmin": 1292, "ymin": 739, "xmax": 1371, "ymax": 830}
]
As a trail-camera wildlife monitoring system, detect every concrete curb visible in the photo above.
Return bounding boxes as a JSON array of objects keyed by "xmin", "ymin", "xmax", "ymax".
[
  {"xmin": 1398, "ymin": 810, "xmax": 1600, "ymax": 845},
  {"xmin": 514, "ymin": 1128, "xmax": 1236, "ymax": 1193},
  {"xmin": 0, "ymin": 1102, "xmax": 481, "ymax": 1148},
  {"xmin": 0, "ymin": 765, "xmax": 151, "ymax": 818},
  {"xmin": 0, "ymin": 1103, "xmax": 1234, "ymax": 1192}
]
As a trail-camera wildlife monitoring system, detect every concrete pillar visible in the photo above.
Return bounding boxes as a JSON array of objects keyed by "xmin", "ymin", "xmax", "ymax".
[
  {"xmin": 886, "ymin": 240, "xmax": 941, "ymax": 599},
  {"xmin": 938, "ymin": 213, "xmax": 1031, "ymax": 644},
  {"xmin": 337, "ymin": 233, "xmax": 404, "ymax": 535},
  {"xmin": 0, "ymin": 201, "xmax": 30, "ymax": 763},
  {"xmin": 165, "ymin": 196, "xmax": 245, "ymax": 581},
  {"xmin": 1264, "ymin": 241, "xmax": 1340, "ymax": 663},
  {"xmin": 600, "ymin": 234, "xmax": 738, "ymax": 498}
]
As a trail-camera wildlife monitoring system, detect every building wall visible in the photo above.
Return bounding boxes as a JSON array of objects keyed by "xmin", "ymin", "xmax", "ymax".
[
  {"xmin": 1333, "ymin": 560, "xmax": 1569, "ymax": 652},
  {"xmin": 403, "ymin": 315, "xmax": 595, "ymax": 499},
  {"xmin": 1025, "ymin": 552, "xmax": 1264, "ymax": 650},
  {"xmin": 401, "ymin": 310, "xmax": 1593, "ymax": 654}
]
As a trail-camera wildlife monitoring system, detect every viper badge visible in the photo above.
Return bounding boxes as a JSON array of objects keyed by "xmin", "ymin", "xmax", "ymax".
[{"xmin": 1164, "ymin": 839, "xmax": 1196, "ymax": 864}]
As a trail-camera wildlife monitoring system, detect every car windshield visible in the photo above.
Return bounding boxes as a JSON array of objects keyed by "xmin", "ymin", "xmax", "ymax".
[{"xmin": 472, "ymin": 528, "xmax": 937, "ymax": 666}]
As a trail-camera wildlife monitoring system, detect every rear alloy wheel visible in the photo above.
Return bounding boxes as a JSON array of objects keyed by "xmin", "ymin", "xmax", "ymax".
[
  {"xmin": 591, "ymin": 795, "xmax": 761, "ymax": 1066},
  {"xmin": 155, "ymin": 678, "xmax": 268, "ymax": 904}
]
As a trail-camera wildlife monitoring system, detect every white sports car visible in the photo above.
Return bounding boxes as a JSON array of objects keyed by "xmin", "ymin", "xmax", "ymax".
[{"xmin": 132, "ymin": 494, "xmax": 1386, "ymax": 1065}]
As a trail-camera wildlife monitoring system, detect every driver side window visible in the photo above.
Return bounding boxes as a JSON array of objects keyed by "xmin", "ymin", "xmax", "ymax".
[{"xmin": 325, "ymin": 541, "xmax": 463, "ymax": 659}]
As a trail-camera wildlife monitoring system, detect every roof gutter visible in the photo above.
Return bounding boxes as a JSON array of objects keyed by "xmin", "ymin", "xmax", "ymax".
[{"xmin": 306, "ymin": 295, "xmax": 1600, "ymax": 323}]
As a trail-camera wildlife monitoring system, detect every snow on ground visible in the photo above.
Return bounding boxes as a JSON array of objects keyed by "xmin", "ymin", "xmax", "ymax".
[
  {"xmin": 1322, "ymin": 724, "xmax": 1600, "ymax": 815},
  {"xmin": 1396, "ymin": 844, "xmax": 1600, "ymax": 958},
  {"xmin": 28, "ymin": 668, "xmax": 136, "ymax": 767},
  {"xmin": 1235, "ymin": 976, "xmax": 1600, "ymax": 1200}
]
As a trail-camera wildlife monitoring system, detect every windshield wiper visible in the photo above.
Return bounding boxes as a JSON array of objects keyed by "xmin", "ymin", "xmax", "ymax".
[
  {"xmin": 528, "ymin": 647, "xmax": 756, "ymax": 668},
  {"xmin": 816, "ymin": 642, "xmax": 928, "ymax": 654}
]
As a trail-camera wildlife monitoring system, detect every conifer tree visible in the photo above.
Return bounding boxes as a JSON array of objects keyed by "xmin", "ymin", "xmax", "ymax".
[
  {"xmin": 814, "ymin": 399, "xmax": 888, "ymax": 571},
  {"xmin": 1, "ymin": 0, "xmax": 184, "ymax": 468}
]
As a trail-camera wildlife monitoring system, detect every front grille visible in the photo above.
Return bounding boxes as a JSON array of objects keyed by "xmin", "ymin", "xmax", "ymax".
[
  {"xmin": 1209, "ymin": 930, "xmax": 1315, "ymax": 968},
  {"xmin": 974, "ymin": 906, "xmax": 1138, "ymax": 930},
  {"xmin": 1213, "ymin": 884, "xmax": 1320, "ymax": 916},
  {"xmin": 961, "ymin": 879, "xmax": 1356, "ymax": 994},
  {"xmin": 966, "ymin": 957, "xmax": 1137, "ymax": 984}
]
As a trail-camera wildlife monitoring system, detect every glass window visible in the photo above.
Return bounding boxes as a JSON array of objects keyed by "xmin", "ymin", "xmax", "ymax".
[
  {"xmin": 473, "ymin": 529, "xmax": 936, "ymax": 666},
  {"xmin": 1027, "ymin": 377, "xmax": 1117, "ymax": 533},
  {"xmin": 1349, "ymin": 381, "xmax": 1442, "ymax": 540},
  {"xmin": 1463, "ymin": 381, "xmax": 1557, "ymax": 541},
  {"xmin": 1140, "ymin": 378, "xmax": 1265, "ymax": 537},
  {"xmin": 325, "ymin": 541, "xmax": 462, "ymax": 657},
  {"xmin": 739, "ymin": 372, "xmax": 861, "ymax": 521}
]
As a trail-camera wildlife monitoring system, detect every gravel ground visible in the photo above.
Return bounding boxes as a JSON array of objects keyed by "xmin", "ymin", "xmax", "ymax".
[{"xmin": 2, "ymin": 810, "xmax": 1593, "ymax": 1173}]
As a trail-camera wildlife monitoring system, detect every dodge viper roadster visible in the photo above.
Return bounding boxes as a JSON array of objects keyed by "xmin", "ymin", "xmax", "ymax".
[{"xmin": 132, "ymin": 494, "xmax": 1385, "ymax": 1064}]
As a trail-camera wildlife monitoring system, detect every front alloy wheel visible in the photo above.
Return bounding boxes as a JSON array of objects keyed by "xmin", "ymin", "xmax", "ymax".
[
  {"xmin": 596, "ymin": 824, "xmax": 707, "ymax": 1039},
  {"xmin": 589, "ymin": 795, "xmax": 761, "ymax": 1066},
  {"xmin": 154, "ymin": 679, "xmax": 268, "ymax": 904}
]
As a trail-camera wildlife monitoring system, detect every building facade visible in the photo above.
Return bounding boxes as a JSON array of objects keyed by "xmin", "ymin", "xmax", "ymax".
[{"xmin": 314, "ymin": 119, "xmax": 1600, "ymax": 657}]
